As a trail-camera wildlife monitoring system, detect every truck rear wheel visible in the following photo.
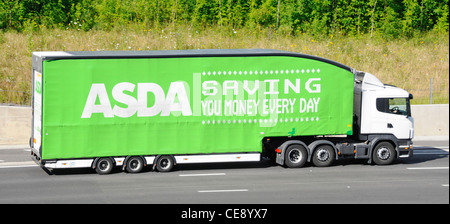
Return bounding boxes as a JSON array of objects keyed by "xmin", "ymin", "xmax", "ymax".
[
  {"xmin": 312, "ymin": 145, "xmax": 335, "ymax": 167},
  {"xmin": 372, "ymin": 142, "xmax": 396, "ymax": 165},
  {"xmin": 95, "ymin": 157, "xmax": 114, "ymax": 175},
  {"xmin": 126, "ymin": 156, "xmax": 144, "ymax": 173},
  {"xmin": 156, "ymin": 155, "xmax": 174, "ymax": 172},
  {"xmin": 285, "ymin": 144, "xmax": 307, "ymax": 168}
]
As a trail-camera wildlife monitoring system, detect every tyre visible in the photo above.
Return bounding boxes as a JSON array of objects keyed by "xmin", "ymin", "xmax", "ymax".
[
  {"xmin": 126, "ymin": 156, "xmax": 144, "ymax": 173},
  {"xmin": 312, "ymin": 145, "xmax": 335, "ymax": 167},
  {"xmin": 284, "ymin": 144, "xmax": 308, "ymax": 168},
  {"xmin": 372, "ymin": 142, "xmax": 396, "ymax": 165},
  {"xmin": 156, "ymin": 155, "xmax": 174, "ymax": 172},
  {"xmin": 95, "ymin": 157, "xmax": 114, "ymax": 175}
]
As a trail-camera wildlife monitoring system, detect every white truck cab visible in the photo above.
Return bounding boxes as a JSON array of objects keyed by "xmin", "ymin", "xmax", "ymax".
[
  {"xmin": 353, "ymin": 72, "xmax": 414, "ymax": 162},
  {"xmin": 360, "ymin": 73, "xmax": 414, "ymax": 140}
]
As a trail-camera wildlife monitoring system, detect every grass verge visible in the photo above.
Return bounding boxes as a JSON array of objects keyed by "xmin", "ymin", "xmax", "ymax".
[{"xmin": 0, "ymin": 25, "xmax": 448, "ymax": 105}]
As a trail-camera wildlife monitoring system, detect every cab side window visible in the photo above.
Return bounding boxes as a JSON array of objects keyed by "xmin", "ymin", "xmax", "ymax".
[
  {"xmin": 376, "ymin": 98, "xmax": 390, "ymax": 113},
  {"xmin": 376, "ymin": 98, "xmax": 410, "ymax": 116}
]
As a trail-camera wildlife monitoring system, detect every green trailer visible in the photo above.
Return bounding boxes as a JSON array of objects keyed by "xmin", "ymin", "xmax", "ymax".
[{"xmin": 31, "ymin": 49, "xmax": 412, "ymax": 174}]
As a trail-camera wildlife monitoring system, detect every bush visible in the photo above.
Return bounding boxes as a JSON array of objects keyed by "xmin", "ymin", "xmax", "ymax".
[{"xmin": 0, "ymin": 0, "xmax": 447, "ymax": 39}]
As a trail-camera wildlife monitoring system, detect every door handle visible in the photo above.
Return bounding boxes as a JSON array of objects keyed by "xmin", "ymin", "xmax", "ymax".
[{"xmin": 387, "ymin": 123, "xmax": 393, "ymax": 128}]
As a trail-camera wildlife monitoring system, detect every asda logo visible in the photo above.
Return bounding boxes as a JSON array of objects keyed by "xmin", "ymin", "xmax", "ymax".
[
  {"xmin": 81, "ymin": 75, "xmax": 322, "ymax": 119},
  {"xmin": 35, "ymin": 80, "xmax": 42, "ymax": 94},
  {"xmin": 81, "ymin": 82, "xmax": 192, "ymax": 118}
]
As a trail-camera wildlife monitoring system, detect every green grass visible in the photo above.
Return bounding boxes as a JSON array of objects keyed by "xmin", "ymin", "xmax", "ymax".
[{"xmin": 0, "ymin": 25, "xmax": 448, "ymax": 105}]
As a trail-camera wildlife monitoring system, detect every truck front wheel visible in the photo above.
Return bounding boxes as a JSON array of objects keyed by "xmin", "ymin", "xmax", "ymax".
[
  {"xmin": 372, "ymin": 142, "xmax": 396, "ymax": 165},
  {"xmin": 285, "ymin": 145, "xmax": 307, "ymax": 168}
]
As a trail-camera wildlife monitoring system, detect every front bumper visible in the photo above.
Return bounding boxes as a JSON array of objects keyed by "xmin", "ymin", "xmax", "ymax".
[{"xmin": 398, "ymin": 140, "xmax": 413, "ymax": 158}]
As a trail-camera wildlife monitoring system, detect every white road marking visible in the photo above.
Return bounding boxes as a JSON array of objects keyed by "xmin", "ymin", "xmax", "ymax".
[
  {"xmin": 198, "ymin": 189, "xmax": 248, "ymax": 193},
  {"xmin": 414, "ymin": 151, "xmax": 449, "ymax": 155},
  {"xmin": 0, "ymin": 161, "xmax": 38, "ymax": 169},
  {"xmin": 414, "ymin": 146, "xmax": 449, "ymax": 149},
  {"xmin": 0, "ymin": 145, "xmax": 29, "ymax": 150},
  {"xmin": 442, "ymin": 184, "xmax": 449, "ymax": 187},
  {"xmin": 407, "ymin": 167, "xmax": 449, "ymax": 170},
  {"xmin": 0, "ymin": 164, "xmax": 38, "ymax": 169},
  {"xmin": 179, "ymin": 173, "xmax": 226, "ymax": 177}
]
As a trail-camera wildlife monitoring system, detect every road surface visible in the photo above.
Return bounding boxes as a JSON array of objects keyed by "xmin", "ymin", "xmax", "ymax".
[{"xmin": 0, "ymin": 140, "xmax": 448, "ymax": 204}]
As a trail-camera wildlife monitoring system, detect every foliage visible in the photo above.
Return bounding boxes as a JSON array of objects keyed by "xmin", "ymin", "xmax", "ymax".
[
  {"xmin": 0, "ymin": 1, "xmax": 448, "ymax": 105},
  {"xmin": 0, "ymin": 0, "xmax": 448, "ymax": 38},
  {"xmin": 1, "ymin": 24, "xmax": 448, "ymax": 105}
]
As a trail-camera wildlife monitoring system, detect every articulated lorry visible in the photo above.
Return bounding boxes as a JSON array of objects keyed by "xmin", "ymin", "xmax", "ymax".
[{"xmin": 31, "ymin": 49, "xmax": 414, "ymax": 174}]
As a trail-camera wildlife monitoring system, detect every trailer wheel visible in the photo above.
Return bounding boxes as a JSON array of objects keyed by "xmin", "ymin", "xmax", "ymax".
[
  {"xmin": 95, "ymin": 157, "xmax": 114, "ymax": 175},
  {"xmin": 126, "ymin": 156, "xmax": 144, "ymax": 173},
  {"xmin": 372, "ymin": 142, "xmax": 396, "ymax": 165},
  {"xmin": 312, "ymin": 145, "xmax": 335, "ymax": 167},
  {"xmin": 285, "ymin": 144, "xmax": 307, "ymax": 168},
  {"xmin": 156, "ymin": 156, "xmax": 174, "ymax": 172}
]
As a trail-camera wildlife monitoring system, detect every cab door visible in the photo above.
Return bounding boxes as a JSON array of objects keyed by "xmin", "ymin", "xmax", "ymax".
[{"xmin": 373, "ymin": 97, "xmax": 413, "ymax": 139}]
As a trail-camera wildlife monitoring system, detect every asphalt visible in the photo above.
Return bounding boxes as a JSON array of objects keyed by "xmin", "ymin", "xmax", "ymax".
[{"xmin": 0, "ymin": 138, "xmax": 448, "ymax": 204}]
